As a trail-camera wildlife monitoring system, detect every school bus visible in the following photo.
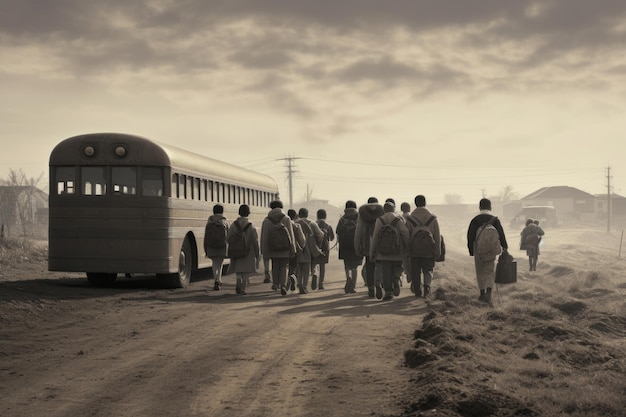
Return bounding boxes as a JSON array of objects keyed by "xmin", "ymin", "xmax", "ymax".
[{"xmin": 48, "ymin": 133, "xmax": 279, "ymax": 287}]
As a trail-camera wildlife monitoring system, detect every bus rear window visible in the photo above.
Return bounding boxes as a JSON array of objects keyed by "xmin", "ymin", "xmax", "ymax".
[
  {"xmin": 55, "ymin": 167, "xmax": 75, "ymax": 195},
  {"xmin": 82, "ymin": 166, "xmax": 107, "ymax": 196},
  {"xmin": 142, "ymin": 167, "xmax": 164, "ymax": 196},
  {"xmin": 112, "ymin": 167, "xmax": 137, "ymax": 195}
]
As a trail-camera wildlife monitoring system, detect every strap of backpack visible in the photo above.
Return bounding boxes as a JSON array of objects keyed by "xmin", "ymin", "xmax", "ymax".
[
  {"xmin": 406, "ymin": 216, "xmax": 419, "ymax": 227},
  {"xmin": 425, "ymin": 216, "xmax": 435, "ymax": 226},
  {"xmin": 299, "ymin": 219, "xmax": 313, "ymax": 236},
  {"xmin": 476, "ymin": 216, "xmax": 496, "ymax": 240},
  {"xmin": 391, "ymin": 217, "xmax": 400, "ymax": 227}
]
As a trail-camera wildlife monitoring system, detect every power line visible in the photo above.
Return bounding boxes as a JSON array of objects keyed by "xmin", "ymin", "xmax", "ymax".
[
  {"xmin": 298, "ymin": 157, "xmax": 600, "ymax": 173},
  {"xmin": 276, "ymin": 156, "xmax": 301, "ymax": 208}
]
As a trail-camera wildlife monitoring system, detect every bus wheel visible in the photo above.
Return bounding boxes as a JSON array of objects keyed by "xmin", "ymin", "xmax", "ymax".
[
  {"xmin": 163, "ymin": 238, "xmax": 193, "ymax": 288},
  {"xmin": 86, "ymin": 272, "xmax": 117, "ymax": 286}
]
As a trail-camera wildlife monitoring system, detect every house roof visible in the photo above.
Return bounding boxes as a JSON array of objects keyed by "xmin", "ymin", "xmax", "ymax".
[
  {"xmin": 522, "ymin": 186, "xmax": 596, "ymax": 200},
  {"xmin": 595, "ymin": 193, "xmax": 626, "ymax": 200}
]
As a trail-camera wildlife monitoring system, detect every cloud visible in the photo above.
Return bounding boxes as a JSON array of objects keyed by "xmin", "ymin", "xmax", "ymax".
[
  {"xmin": 1, "ymin": 0, "xmax": 625, "ymax": 198},
  {"xmin": 2, "ymin": 1, "xmax": 623, "ymax": 106}
]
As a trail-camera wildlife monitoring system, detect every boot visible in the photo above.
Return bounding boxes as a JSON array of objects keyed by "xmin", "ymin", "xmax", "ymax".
[{"xmin": 484, "ymin": 288, "xmax": 493, "ymax": 306}]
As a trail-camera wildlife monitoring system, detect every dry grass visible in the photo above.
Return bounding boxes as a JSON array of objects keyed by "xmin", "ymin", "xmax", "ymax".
[
  {"xmin": 0, "ymin": 237, "xmax": 47, "ymax": 268},
  {"xmin": 401, "ymin": 229, "xmax": 626, "ymax": 417}
]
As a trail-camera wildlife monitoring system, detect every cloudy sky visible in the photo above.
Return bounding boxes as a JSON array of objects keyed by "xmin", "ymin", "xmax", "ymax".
[{"xmin": 1, "ymin": 0, "xmax": 625, "ymax": 207}]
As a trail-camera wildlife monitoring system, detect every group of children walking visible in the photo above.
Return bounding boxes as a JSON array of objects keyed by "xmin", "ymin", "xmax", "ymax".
[
  {"xmin": 204, "ymin": 196, "xmax": 538, "ymax": 305},
  {"xmin": 203, "ymin": 195, "xmax": 443, "ymax": 301}
]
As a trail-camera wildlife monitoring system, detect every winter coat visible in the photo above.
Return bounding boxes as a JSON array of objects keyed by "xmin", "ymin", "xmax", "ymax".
[
  {"xmin": 295, "ymin": 217, "xmax": 324, "ymax": 263},
  {"xmin": 408, "ymin": 207, "xmax": 442, "ymax": 260},
  {"xmin": 370, "ymin": 212, "xmax": 410, "ymax": 261},
  {"xmin": 467, "ymin": 211, "xmax": 509, "ymax": 256},
  {"xmin": 314, "ymin": 219, "xmax": 335, "ymax": 264},
  {"xmin": 228, "ymin": 217, "xmax": 260, "ymax": 274},
  {"xmin": 204, "ymin": 213, "xmax": 229, "ymax": 258},
  {"xmin": 336, "ymin": 208, "xmax": 361, "ymax": 261},
  {"xmin": 354, "ymin": 203, "xmax": 384, "ymax": 257},
  {"xmin": 292, "ymin": 221, "xmax": 306, "ymax": 254},
  {"xmin": 260, "ymin": 208, "xmax": 297, "ymax": 259},
  {"xmin": 520, "ymin": 223, "xmax": 544, "ymax": 255}
]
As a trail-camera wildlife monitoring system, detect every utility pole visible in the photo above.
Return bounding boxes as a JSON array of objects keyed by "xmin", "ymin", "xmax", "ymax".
[
  {"xmin": 607, "ymin": 166, "xmax": 612, "ymax": 232},
  {"xmin": 277, "ymin": 156, "xmax": 300, "ymax": 209}
]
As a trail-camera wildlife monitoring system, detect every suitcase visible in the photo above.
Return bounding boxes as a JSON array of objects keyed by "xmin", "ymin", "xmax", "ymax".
[{"xmin": 495, "ymin": 252, "xmax": 517, "ymax": 284}]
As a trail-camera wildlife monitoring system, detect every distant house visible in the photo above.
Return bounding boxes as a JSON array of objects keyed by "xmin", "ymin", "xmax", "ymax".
[
  {"xmin": 0, "ymin": 186, "xmax": 49, "ymax": 238},
  {"xmin": 595, "ymin": 193, "xmax": 626, "ymax": 217},
  {"xmin": 521, "ymin": 186, "xmax": 596, "ymax": 221},
  {"xmin": 291, "ymin": 199, "xmax": 343, "ymax": 227}
]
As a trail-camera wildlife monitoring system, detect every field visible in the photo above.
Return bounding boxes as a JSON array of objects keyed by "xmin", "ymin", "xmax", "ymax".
[
  {"xmin": 0, "ymin": 222, "xmax": 624, "ymax": 417},
  {"xmin": 401, "ymin": 223, "xmax": 626, "ymax": 416}
]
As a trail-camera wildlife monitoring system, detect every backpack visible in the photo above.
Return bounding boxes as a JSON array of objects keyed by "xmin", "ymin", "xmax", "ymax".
[
  {"xmin": 406, "ymin": 215, "xmax": 436, "ymax": 258},
  {"xmin": 227, "ymin": 221, "xmax": 252, "ymax": 258},
  {"xmin": 317, "ymin": 221, "xmax": 331, "ymax": 255},
  {"xmin": 377, "ymin": 217, "xmax": 401, "ymax": 255},
  {"xmin": 475, "ymin": 217, "xmax": 502, "ymax": 262},
  {"xmin": 267, "ymin": 214, "xmax": 291, "ymax": 251},
  {"xmin": 300, "ymin": 220, "xmax": 324, "ymax": 258},
  {"xmin": 205, "ymin": 219, "xmax": 227, "ymax": 249},
  {"xmin": 338, "ymin": 218, "xmax": 357, "ymax": 252}
]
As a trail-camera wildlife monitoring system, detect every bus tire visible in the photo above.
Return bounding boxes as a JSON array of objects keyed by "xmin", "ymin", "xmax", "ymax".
[
  {"xmin": 162, "ymin": 238, "xmax": 193, "ymax": 288},
  {"xmin": 86, "ymin": 272, "xmax": 117, "ymax": 286}
]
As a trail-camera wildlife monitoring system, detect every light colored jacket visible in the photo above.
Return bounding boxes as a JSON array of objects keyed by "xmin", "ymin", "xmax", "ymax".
[
  {"xmin": 295, "ymin": 217, "xmax": 324, "ymax": 263},
  {"xmin": 292, "ymin": 221, "xmax": 306, "ymax": 253}
]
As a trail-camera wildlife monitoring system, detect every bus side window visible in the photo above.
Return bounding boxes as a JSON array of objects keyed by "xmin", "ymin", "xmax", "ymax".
[
  {"xmin": 208, "ymin": 180, "xmax": 214, "ymax": 202},
  {"xmin": 186, "ymin": 176, "xmax": 193, "ymax": 200},
  {"xmin": 171, "ymin": 173, "xmax": 179, "ymax": 198},
  {"xmin": 179, "ymin": 175, "xmax": 186, "ymax": 199},
  {"xmin": 216, "ymin": 182, "xmax": 223, "ymax": 203}
]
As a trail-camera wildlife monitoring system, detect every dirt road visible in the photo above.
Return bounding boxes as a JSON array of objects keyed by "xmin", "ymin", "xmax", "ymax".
[
  {"xmin": 1, "ymin": 260, "xmax": 429, "ymax": 417},
  {"xmin": 5, "ymin": 224, "xmax": 624, "ymax": 416}
]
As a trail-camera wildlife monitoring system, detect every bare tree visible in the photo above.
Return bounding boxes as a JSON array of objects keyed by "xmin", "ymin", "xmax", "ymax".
[
  {"xmin": 0, "ymin": 169, "xmax": 45, "ymax": 237},
  {"xmin": 490, "ymin": 185, "xmax": 519, "ymax": 203}
]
